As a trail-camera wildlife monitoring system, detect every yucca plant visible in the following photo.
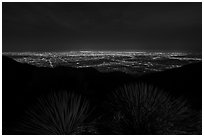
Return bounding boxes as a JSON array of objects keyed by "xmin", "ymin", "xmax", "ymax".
[
  {"xmin": 15, "ymin": 91, "xmax": 97, "ymax": 135},
  {"xmin": 109, "ymin": 83, "xmax": 201, "ymax": 135}
]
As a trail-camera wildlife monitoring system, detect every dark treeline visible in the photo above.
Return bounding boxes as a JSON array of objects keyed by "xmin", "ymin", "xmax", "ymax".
[{"xmin": 2, "ymin": 56, "xmax": 202, "ymax": 135}]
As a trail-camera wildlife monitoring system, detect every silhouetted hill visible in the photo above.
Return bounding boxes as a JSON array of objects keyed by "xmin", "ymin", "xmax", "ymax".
[
  {"xmin": 138, "ymin": 62, "xmax": 202, "ymax": 110},
  {"xmin": 2, "ymin": 56, "xmax": 202, "ymax": 134}
]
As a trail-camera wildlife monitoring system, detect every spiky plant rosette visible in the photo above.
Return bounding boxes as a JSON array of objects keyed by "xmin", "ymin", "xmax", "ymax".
[
  {"xmin": 109, "ymin": 83, "xmax": 201, "ymax": 135},
  {"xmin": 16, "ymin": 91, "xmax": 97, "ymax": 135}
]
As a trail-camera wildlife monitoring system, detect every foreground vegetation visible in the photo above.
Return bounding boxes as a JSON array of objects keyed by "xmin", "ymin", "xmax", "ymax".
[{"xmin": 13, "ymin": 83, "xmax": 201, "ymax": 135}]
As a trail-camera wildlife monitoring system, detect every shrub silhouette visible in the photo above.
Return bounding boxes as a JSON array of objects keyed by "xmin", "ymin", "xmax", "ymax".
[
  {"xmin": 16, "ymin": 91, "xmax": 97, "ymax": 135},
  {"xmin": 109, "ymin": 83, "xmax": 201, "ymax": 135}
]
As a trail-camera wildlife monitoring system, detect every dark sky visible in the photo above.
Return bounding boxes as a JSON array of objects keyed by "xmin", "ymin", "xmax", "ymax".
[{"xmin": 2, "ymin": 2, "xmax": 202, "ymax": 52}]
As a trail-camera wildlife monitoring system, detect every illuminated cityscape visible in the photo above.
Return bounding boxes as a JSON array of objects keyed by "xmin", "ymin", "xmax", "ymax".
[{"xmin": 3, "ymin": 51, "xmax": 201, "ymax": 73}]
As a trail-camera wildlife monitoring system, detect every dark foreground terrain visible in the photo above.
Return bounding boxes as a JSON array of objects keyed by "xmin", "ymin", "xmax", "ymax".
[{"xmin": 2, "ymin": 56, "xmax": 202, "ymax": 135}]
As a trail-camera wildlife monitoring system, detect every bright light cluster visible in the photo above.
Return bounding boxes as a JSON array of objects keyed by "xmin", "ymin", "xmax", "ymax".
[{"xmin": 3, "ymin": 51, "xmax": 201, "ymax": 73}]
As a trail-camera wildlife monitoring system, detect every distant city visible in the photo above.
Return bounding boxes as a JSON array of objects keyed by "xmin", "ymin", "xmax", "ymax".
[{"xmin": 3, "ymin": 51, "xmax": 202, "ymax": 73}]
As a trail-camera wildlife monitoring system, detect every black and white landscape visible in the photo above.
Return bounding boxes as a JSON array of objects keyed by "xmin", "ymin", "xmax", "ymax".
[{"xmin": 2, "ymin": 2, "xmax": 202, "ymax": 135}]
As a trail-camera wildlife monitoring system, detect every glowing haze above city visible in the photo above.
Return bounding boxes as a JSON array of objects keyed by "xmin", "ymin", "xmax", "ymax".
[{"xmin": 3, "ymin": 3, "xmax": 201, "ymax": 52}]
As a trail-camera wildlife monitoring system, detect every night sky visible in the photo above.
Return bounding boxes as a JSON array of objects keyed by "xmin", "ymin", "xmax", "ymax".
[{"xmin": 2, "ymin": 2, "xmax": 202, "ymax": 52}]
